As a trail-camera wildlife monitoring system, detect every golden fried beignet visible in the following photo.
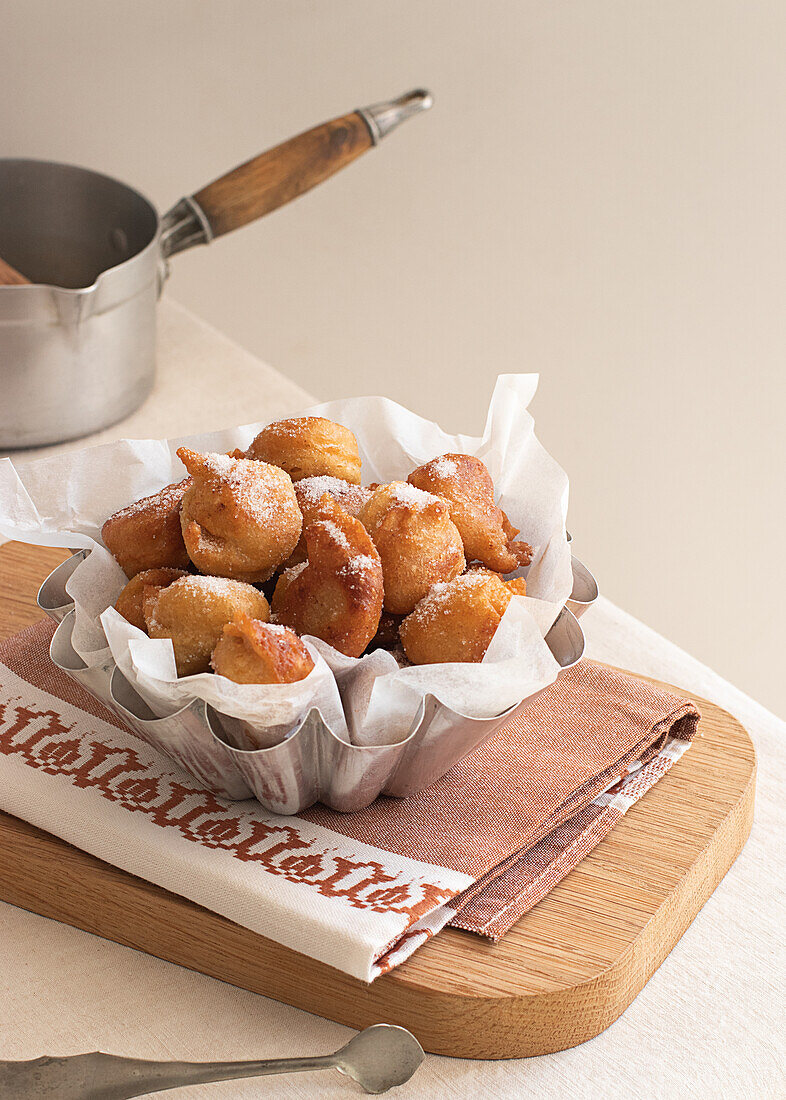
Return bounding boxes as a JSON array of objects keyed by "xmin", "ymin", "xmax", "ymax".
[
  {"xmin": 505, "ymin": 575, "xmax": 528, "ymax": 597},
  {"xmin": 211, "ymin": 614, "xmax": 314, "ymax": 685},
  {"xmin": 102, "ymin": 480, "xmax": 192, "ymax": 579},
  {"xmin": 177, "ymin": 448, "xmax": 301, "ymax": 583},
  {"xmin": 407, "ymin": 454, "xmax": 532, "ymax": 574},
  {"xmin": 145, "ymin": 575, "xmax": 269, "ymax": 676},
  {"xmin": 286, "ymin": 476, "xmax": 373, "ymax": 566},
  {"xmin": 114, "ymin": 567, "xmax": 188, "ymax": 632},
  {"xmin": 272, "ymin": 496, "xmax": 383, "ymax": 657},
  {"xmin": 399, "ymin": 571, "xmax": 516, "ymax": 665},
  {"xmin": 358, "ymin": 482, "xmax": 465, "ymax": 615},
  {"xmin": 467, "ymin": 564, "xmax": 527, "ymax": 598},
  {"xmin": 245, "ymin": 417, "xmax": 362, "ymax": 484}
]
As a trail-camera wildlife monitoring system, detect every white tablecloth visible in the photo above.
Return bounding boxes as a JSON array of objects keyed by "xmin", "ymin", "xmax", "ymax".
[{"xmin": 1, "ymin": 300, "xmax": 783, "ymax": 1098}]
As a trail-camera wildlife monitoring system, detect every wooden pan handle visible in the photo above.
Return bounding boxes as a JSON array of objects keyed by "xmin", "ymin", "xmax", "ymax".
[
  {"xmin": 193, "ymin": 112, "xmax": 373, "ymax": 239},
  {"xmin": 0, "ymin": 257, "xmax": 30, "ymax": 285},
  {"xmin": 181, "ymin": 90, "xmax": 433, "ymax": 243}
]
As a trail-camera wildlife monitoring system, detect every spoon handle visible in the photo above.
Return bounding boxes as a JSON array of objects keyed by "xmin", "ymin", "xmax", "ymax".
[{"xmin": 0, "ymin": 1050, "xmax": 335, "ymax": 1099}]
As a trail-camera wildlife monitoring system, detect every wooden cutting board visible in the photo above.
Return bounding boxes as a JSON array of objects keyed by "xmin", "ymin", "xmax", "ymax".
[{"xmin": 0, "ymin": 541, "xmax": 756, "ymax": 1059}]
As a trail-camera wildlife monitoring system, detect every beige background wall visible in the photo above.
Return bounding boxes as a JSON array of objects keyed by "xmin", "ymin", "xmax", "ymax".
[{"xmin": 3, "ymin": 1, "xmax": 784, "ymax": 716}]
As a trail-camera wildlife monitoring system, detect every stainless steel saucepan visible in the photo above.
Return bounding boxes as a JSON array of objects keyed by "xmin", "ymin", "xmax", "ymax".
[{"xmin": 0, "ymin": 89, "xmax": 432, "ymax": 449}]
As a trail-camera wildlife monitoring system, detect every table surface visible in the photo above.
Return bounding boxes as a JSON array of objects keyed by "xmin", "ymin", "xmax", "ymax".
[{"xmin": 0, "ymin": 299, "xmax": 783, "ymax": 1099}]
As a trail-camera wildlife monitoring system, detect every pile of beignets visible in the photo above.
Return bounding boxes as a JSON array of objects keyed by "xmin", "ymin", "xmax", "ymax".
[{"xmin": 102, "ymin": 416, "xmax": 533, "ymax": 687}]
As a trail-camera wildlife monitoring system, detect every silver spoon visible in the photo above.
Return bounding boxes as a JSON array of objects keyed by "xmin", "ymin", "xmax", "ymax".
[{"xmin": 0, "ymin": 1024, "xmax": 424, "ymax": 1097}]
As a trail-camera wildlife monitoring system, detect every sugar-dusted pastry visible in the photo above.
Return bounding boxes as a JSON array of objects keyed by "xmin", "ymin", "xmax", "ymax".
[
  {"xmin": 211, "ymin": 614, "xmax": 314, "ymax": 685},
  {"xmin": 177, "ymin": 448, "xmax": 301, "ymax": 583},
  {"xmin": 467, "ymin": 563, "xmax": 527, "ymax": 598},
  {"xmin": 358, "ymin": 482, "xmax": 465, "ymax": 615},
  {"xmin": 399, "ymin": 570, "xmax": 518, "ymax": 665},
  {"xmin": 145, "ymin": 575, "xmax": 269, "ymax": 676},
  {"xmin": 114, "ymin": 567, "xmax": 188, "ymax": 632},
  {"xmin": 245, "ymin": 416, "xmax": 362, "ymax": 484},
  {"xmin": 407, "ymin": 454, "xmax": 532, "ymax": 574},
  {"xmin": 102, "ymin": 480, "xmax": 192, "ymax": 578},
  {"xmin": 272, "ymin": 496, "xmax": 383, "ymax": 657},
  {"xmin": 286, "ymin": 475, "xmax": 373, "ymax": 566}
]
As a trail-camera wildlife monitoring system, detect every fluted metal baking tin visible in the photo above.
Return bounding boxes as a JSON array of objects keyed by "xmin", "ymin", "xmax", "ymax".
[
  {"xmin": 566, "ymin": 557, "xmax": 599, "ymax": 619},
  {"xmin": 40, "ymin": 552, "xmax": 598, "ymax": 814},
  {"xmin": 36, "ymin": 549, "xmax": 88, "ymax": 623}
]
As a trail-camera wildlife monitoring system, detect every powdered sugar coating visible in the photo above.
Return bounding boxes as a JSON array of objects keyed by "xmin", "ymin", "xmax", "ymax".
[
  {"xmin": 318, "ymin": 525, "xmax": 381, "ymax": 581},
  {"xmin": 281, "ymin": 560, "xmax": 308, "ymax": 583},
  {"xmin": 406, "ymin": 572, "xmax": 492, "ymax": 628},
  {"xmin": 197, "ymin": 451, "xmax": 292, "ymax": 525},
  {"xmin": 258, "ymin": 621, "xmax": 290, "ymax": 635},
  {"xmin": 172, "ymin": 574, "xmax": 252, "ymax": 599},
  {"xmin": 430, "ymin": 456, "xmax": 458, "ymax": 478},
  {"xmin": 112, "ymin": 480, "xmax": 189, "ymax": 520},
  {"xmin": 335, "ymin": 554, "xmax": 381, "ymax": 584},
  {"xmin": 344, "ymin": 553, "xmax": 378, "ymax": 572},
  {"xmin": 320, "ymin": 519, "xmax": 353, "ymax": 553},
  {"xmin": 385, "ymin": 481, "xmax": 441, "ymax": 510},
  {"xmin": 296, "ymin": 476, "xmax": 370, "ymax": 510},
  {"xmin": 199, "ymin": 452, "xmax": 234, "ymax": 476}
]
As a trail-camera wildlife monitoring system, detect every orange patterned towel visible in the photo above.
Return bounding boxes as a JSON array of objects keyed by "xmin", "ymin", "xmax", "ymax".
[{"xmin": 0, "ymin": 618, "xmax": 699, "ymax": 981}]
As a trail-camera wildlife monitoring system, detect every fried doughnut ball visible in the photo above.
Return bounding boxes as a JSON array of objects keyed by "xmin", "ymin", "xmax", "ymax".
[
  {"xmin": 177, "ymin": 448, "xmax": 301, "ymax": 583},
  {"xmin": 102, "ymin": 480, "xmax": 192, "ymax": 578},
  {"xmin": 114, "ymin": 567, "xmax": 188, "ymax": 632},
  {"xmin": 407, "ymin": 454, "xmax": 532, "ymax": 574},
  {"xmin": 245, "ymin": 416, "xmax": 362, "ymax": 484},
  {"xmin": 272, "ymin": 496, "xmax": 383, "ymax": 657},
  {"xmin": 211, "ymin": 614, "xmax": 314, "ymax": 685},
  {"xmin": 358, "ymin": 482, "xmax": 465, "ymax": 615},
  {"xmin": 400, "ymin": 571, "xmax": 519, "ymax": 665},
  {"xmin": 506, "ymin": 576, "xmax": 528, "ymax": 598},
  {"xmin": 286, "ymin": 476, "xmax": 373, "ymax": 566},
  {"xmin": 467, "ymin": 564, "xmax": 527, "ymax": 598},
  {"xmin": 145, "ymin": 575, "xmax": 269, "ymax": 676}
]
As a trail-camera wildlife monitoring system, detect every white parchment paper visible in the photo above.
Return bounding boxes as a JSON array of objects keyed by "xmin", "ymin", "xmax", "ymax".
[{"xmin": 0, "ymin": 374, "xmax": 572, "ymax": 746}]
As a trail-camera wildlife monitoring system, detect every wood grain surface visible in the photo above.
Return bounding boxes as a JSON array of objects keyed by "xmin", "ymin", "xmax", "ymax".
[
  {"xmin": 193, "ymin": 112, "xmax": 373, "ymax": 238},
  {"xmin": 0, "ymin": 541, "xmax": 756, "ymax": 1058},
  {"xmin": 0, "ymin": 256, "xmax": 30, "ymax": 285}
]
